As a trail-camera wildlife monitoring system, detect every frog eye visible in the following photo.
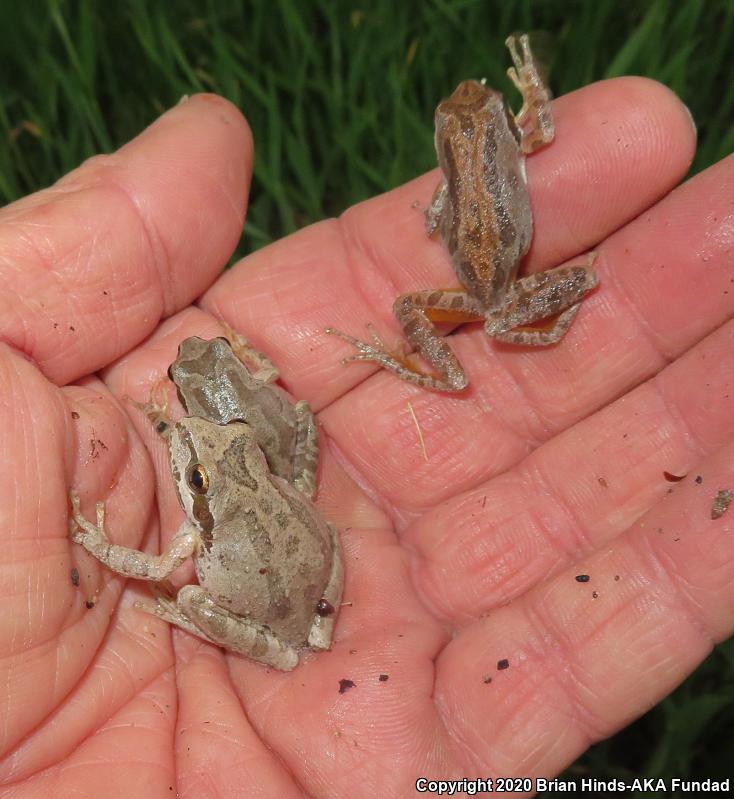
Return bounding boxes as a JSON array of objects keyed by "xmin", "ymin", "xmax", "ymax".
[{"xmin": 187, "ymin": 464, "xmax": 209, "ymax": 494}]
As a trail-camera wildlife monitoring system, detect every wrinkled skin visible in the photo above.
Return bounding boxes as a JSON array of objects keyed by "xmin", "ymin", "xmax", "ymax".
[{"xmin": 1, "ymin": 85, "xmax": 733, "ymax": 798}]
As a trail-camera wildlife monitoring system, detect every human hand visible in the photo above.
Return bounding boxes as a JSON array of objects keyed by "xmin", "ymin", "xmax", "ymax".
[{"xmin": 2, "ymin": 78, "xmax": 732, "ymax": 797}]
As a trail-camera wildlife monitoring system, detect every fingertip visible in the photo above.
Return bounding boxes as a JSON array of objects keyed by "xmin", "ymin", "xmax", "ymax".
[
  {"xmin": 530, "ymin": 76, "xmax": 697, "ymax": 264},
  {"xmin": 128, "ymin": 92, "xmax": 254, "ymax": 181},
  {"xmin": 601, "ymin": 75, "xmax": 695, "ymax": 164},
  {"xmin": 555, "ymin": 75, "xmax": 696, "ymax": 176}
]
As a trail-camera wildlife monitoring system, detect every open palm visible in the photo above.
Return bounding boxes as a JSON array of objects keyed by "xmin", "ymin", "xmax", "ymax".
[{"xmin": 2, "ymin": 81, "xmax": 732, "ymax": 798}]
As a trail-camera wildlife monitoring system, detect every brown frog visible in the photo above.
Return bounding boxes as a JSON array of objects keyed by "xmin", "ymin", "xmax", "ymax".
[{"xmin": 326, "ymin": 34, "xmax": 598, "ymax": 391}]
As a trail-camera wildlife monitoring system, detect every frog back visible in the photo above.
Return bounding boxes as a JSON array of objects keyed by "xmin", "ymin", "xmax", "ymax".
[
  {"xmin": 195, "ymin": 456, "xmax": 333, "ymax": 646},
  {"xmin": 171, "ymin": 337, "xmax": 299, "ymax": 484},
  {"xmin": 434, "ymin": 81, "xmax": 533, "ymax": 307}
]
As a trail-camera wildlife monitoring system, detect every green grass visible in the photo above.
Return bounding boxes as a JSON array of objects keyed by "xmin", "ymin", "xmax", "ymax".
[
  {"xmin": 2, "ymin": 0, "xmax": 733, "ymax": 256},
  {"xmin": 0, "ymin": 0, "xmax": 732, "ymax": 790}
]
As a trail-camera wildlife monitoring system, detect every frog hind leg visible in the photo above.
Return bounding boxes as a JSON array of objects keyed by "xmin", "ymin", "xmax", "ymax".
[
  {"xmin": 136, "ymin": 588, "xmax": 221, "ymax": 643},
  {"xmin": 326, "ymin": 289, "xmax": 485, "ymax": 392},
  {"xmin": 491, "ymin": 303, "xmax": 582, "ymax": 345},
  {"xmin": 307, "ymin": 523, "xmax": 344, "ymax": 651},
  {"xmin": 222, "ymin": 326, "xmax": 318, "ymax": 496},
  {"xmin": 220, "ymin": 321, "xmax": 280, "ymax": 385},
  {"xmin": 486, "ymin": 253, "xmax": 598, "ymax": 345},
  {"xmin": 292, "ymin": 400, "xmax": 319, "ymax": 500},
  {"xmin": 139, "ymin": 585, "xmax": 300, "ymax": 671}
]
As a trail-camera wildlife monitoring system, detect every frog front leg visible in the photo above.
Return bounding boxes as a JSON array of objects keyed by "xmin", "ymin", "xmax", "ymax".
[
  {"xmin": 143, "ymin": 586, "xmax": 300, "ymax": 671},
  {"xmin": 505, "ymin": 33, "xmax": 554, "ymax": 153},
  {"xmin": 327, "ymin": 288, "xmax": 486, "ymax": 392},
  {"xmin": 69, "ymin": 491, "xmax": 198, "ymax": 580},
  {"xmin": 485, "ymin": 253, "xmax": 598, "ymax": 344}
]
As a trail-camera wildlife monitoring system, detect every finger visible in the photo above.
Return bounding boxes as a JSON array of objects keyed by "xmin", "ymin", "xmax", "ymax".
[
  {"xmin": 201, "ymin": 77, "xmax": 695, "ymax": 404},
  {"xmin": 435, "ymin": 441, "xmax": 734, "ymax": 778},
  {"xmin": 0, "ymin": 344, "xmax": 73, "ymax": 757},
  {"xmin": 528, "ymin": 76, "xmax": 697, "ymax": 264},
  {"xmin": 10, "ymin": 669, "xmax": 177, "ymax": 794},
  {"xmin": 0, "ymin": 340, "xmax": 161, "ymax": 758},
  {"xmin": 410, "ymin": 316, "xmax": 734, "ymax": 620},
  {"xmin": 0, "ymin": 593, "xmax": 174, "ymax": 783},
  {"xmin": 0, "ymin": 94, "xmax": 252, "ymax": 386},
  {"xmin": 172, "ymin": 644, "xmax": 304, "ymax": 797}
]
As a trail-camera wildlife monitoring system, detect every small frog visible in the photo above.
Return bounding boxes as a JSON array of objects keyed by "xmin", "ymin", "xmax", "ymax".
[
  {"xmin": 145, "ymin": 332, "xmax": 319, "ymax": 499},
  {"xmin": 70, "ymin": 336, "xmax": 343, "ymax": 671},
  {"xmin": 326, "ymin": 34, "xmax": 598, "ymax": 391}
]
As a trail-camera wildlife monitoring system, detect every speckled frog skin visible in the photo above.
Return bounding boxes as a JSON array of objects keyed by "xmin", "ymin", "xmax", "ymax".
[{"xmin": 69, "ymin": 335, "xmax": 343, "ymax": 671}]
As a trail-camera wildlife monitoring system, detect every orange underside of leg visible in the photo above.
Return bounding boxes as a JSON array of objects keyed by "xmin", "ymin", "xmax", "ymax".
[{"xmin": 424, "ymin": 308, "xmax": 485, "ymax": 323}]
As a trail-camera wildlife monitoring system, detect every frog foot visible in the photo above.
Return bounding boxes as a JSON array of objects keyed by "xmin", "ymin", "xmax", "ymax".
[
  {"xmin": 326, "ymin": 323, "xmax": 466, "ymax": 391},
  {"xmin": 68, "ymin": 490, "xmax": 107, "ymax": 546},
  {"xmin": 127, "ymin": 377, "xmax": 173, "ymax": 438},
  {"xmin": 505, "ymin": 33, "xmax": 553, "ymax": 151},
  {"xmin": 135, "ymin": 592, "xmax": 216, "ymax": 641},
  {"xmin": 325, "ymin": 323, "xmax": 407, "ymax": 366},
  {"xmin": 505, "ymin": 34, "xmax": 539, "ymax": 90}
]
